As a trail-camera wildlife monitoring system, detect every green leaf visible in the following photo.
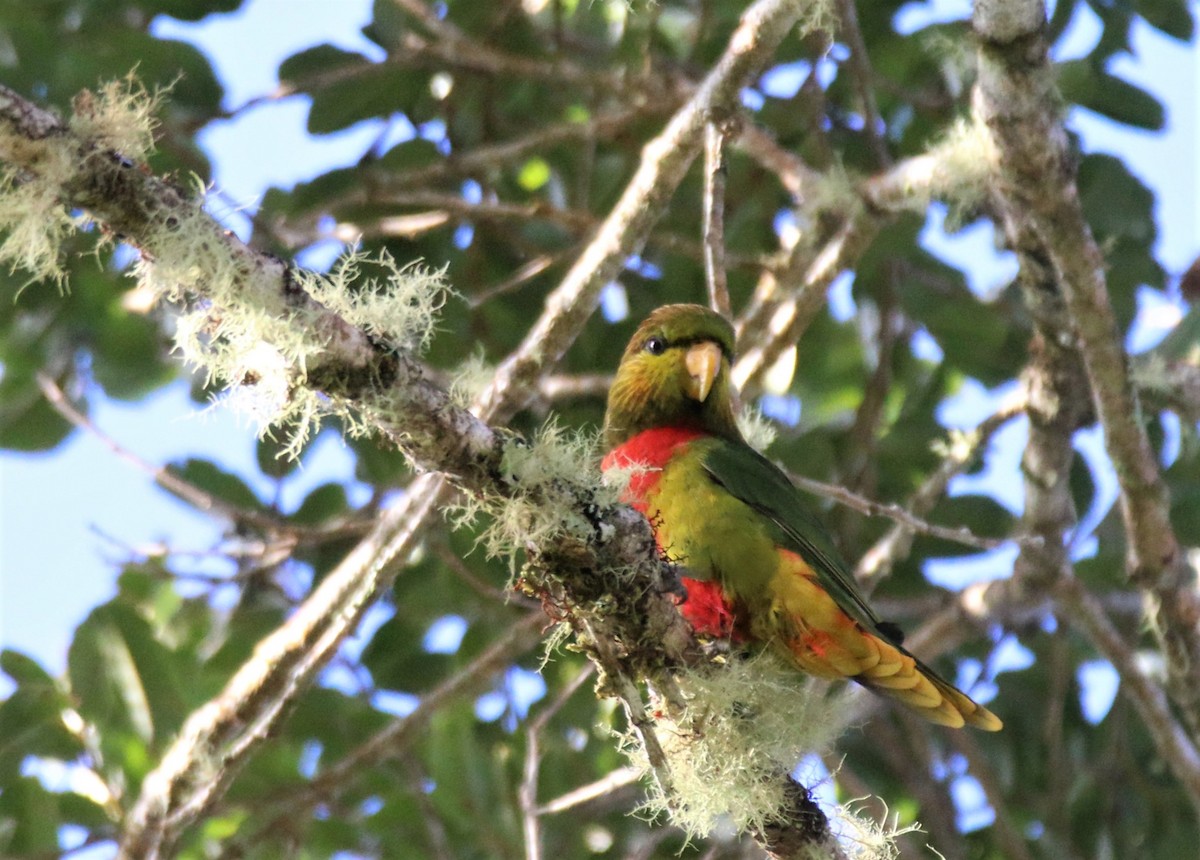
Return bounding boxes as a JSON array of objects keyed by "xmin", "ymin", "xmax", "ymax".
[
  {"xmin": 67, "ymin": 602, "xmax": 191, "ymax": 747},
  {"xmin": 0, "ymin": 681, "xmax": 81, "ymax": 783},
  {"xmin": 423, "ymin": 706, "xmax": 519, "ymax": 852},
  {"xmin": 280, "ymin": 166, "xmax": 362, "ymax": 215},
  {"xmin": 361, "ymin": 614, "xmax": 454, "ymax": 692},
  {"xmin": 378, "ymin": 138, "xmax": 442, "ymax": 171},
  {"xmin": 1069, "ymin": 450, "xmax": 1098, "ymax": 522},
  {"xmin": 921, "ymin": 494, "xmax": 1017, "ymax": 556},
  {"xmin": 142, "ymin": 0, "xmax": 245, "ymax": 22},
  {"xmin": 291, "ymin": 482, "xmax": 349, "ymax": 525},
  {"xmin": 280, "ymin": 44, "xmax": 432, "ymax": 134},
  {"xmin": 91, "ymin": 309, "xmax": 174, "ymax": 401},
  {"xmin": 1076, "ymin": 154, "xmax": 1163, "ymax": 327},
  {"xmin": 363, "ymin": 0, "xmax": 410, "ymax": 51},
  {"xmin": 57, "ymin": 789, "xmax": 111, "ymax": 831},
  {"xmin": 255, "ymin": 432, "xmax": 301, "ymax": 479},
  {"xmin": 1136, "ymin": 0, "xmax": 1195, "ymax": 40},
  {"xmin": 350, "ymin": 433, "xmax": 413, "ymax": 486},
  {"xmin": 279, "ymin": 44, "xmax": 371, "ymax": 84},
  {"xmin": 0, "ymin": 777, "xmax": 59, "ymax": 854},
  {"xmin": 1077, "ymin": 154, "xmax": 1157, "ymax": 243},
  {"xmin": 288, "ymin": 687, "xmax": 390, "ymax": 761},
  {"xmin": 896, "ymin": 277, "xmax": 1027, "ymax": 387},
  {"xmin": 307, "ymin": 66, "xmax": 428, "ymax": 135},
  {"xmin": 0, "ymin": 650, "xmax": 57, "ymax": 688},
  {"xmin": 166, "ymin": 458, "xmax": 263, "ymax": 511},
  {"xmin": 1168, "ymin": 453, "xmax": 1200, "ymax": 545},
  {"xmin": 203, "ymin": 602, "xmax": 289, "ymax": 678},
  {"xmin": 92, "ymin": 32, "xmax": 223, "ymax": 114},
  {"xmin": 1058, "ymin": 60, "xmax": 1165, "ymax": 130},
  {"xmin": 0, "ymin": 372, "xmax": 73, "ymax": 451},
  {"xmin": 199, "ymin": 809, "xmax": 249, "ymax": 842},
  {"xmin": 518, "ymin": 157, "xmax": 552, "ymax": 191}
]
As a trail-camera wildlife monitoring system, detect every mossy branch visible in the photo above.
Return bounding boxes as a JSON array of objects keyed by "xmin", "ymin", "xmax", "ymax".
[{"xmin": 0, "ymin": 2, "xmax": 864, "ymax": 855}]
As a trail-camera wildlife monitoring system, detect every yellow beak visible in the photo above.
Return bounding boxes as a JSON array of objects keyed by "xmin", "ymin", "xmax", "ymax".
[{"xmin": 684, "ymin": 341, "xmax": 722, "ymax": 403}]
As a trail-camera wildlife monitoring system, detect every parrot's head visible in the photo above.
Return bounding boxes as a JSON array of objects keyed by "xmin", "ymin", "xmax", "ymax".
[{"xmin": 603, "ymin": 303, "xmax": 741, "ymax": 449}]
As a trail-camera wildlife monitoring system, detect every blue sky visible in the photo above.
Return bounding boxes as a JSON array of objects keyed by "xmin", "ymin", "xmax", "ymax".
[{"xmin": 0, "ymin": 0, "xmax": 1196, "ymax": 723}]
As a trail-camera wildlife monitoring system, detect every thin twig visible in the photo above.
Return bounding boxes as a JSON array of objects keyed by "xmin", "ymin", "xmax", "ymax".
[
  {"xmin": 315, "ymin": 610, "xmax": 544, "ymax": 795},
  {"xmin": 735, "ymin": 123, "xmax": 822, "ymax": 200},
  {"xmin": 835, "ymin": 0, "xmax": 890, "ymax": 167},
  {"xmin": 732, "ymin": 213, "xmax": 880, "ymax": 395},
  {"xmin": 521, "ymin": 664, "xmax": 595, "ymax": 860},
  {"xmin": 0, "ymin": 8, "xmax": 840, "ymax": 853},
  {"xmin": 468, "ymin": 252, "xmax": 564, "ymax": 309},
  {"xmin": 703, "ymin": 119, "xmax": 732, "ymax": 318},
  {"xmin": 535, "ymin": 766, "xmax": 644, "ymax": 816},
  {"xmin": 223, "ymin": 610, "xmax": 546, "ymax": 854},
  {"xmin": 841, "ymin": 276, "xmax": 899, "ymax": 498},
  {"xmin": 537, "ymin": 372, "xmax": 613, "ymax": 403},
  {"xmin": 388, "ymin": 0, "xmax": 604, "ymax": 87},
  {"xmin": 350, "ymin": 191, "xmax": 764, "ymax": 272},
  {"xmin": 376, "ymin": 107, "xmax": 658, "ymax": 193},
  {"xmin": 35, "ymin": 373, "xmax": 290, "ymax": 533},
  {"xmin": 432, "ymin": 540, "xmax": 539, "ymax": 608},
  {"xmin": 521, "ymin": 726, "xmax": 543, "ymax": 860},
  {"xmin": 1053, "ymin": 572, "xmax": 1200, "ymax": 819},
  {"xmin": 855, "ymin": 395, "xmax": 1028, "ymax": 581},
  {"xmin": 788, "ymin": 472, "xmax": 1012, "ymax": 553}
]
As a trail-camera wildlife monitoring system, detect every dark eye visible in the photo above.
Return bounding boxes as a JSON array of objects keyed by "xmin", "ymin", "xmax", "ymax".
[{"xmin": 644, "ymin": 336, "xmax": 667, "ymax": 355}]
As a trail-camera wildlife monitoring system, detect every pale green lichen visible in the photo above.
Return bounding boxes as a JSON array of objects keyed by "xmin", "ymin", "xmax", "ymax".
[
  {"xmin": 0, "ymin": 121, "xmax": 82, "ymax": 288},
  {"xmin": 621, "ymin": 654, "xmax": 909, "ymax": 857},
  {"xmin": 0, "ymin": 161, "xmax": 80, "ymax": 288},
  {"xmin": 930, "ymin": 115, "xmax": 998, "ymax": 212},
  {"xmin": 897, "ymin": 115, "xmax": 999, "ymax": 218},
  {"xmin": 137, "ymin": 199, "xmax": 449, "ymax": 451},
  {"xmin": 455, "ymin": 419, "xmax": 616, "ymax": 566},
  {"xmin": 825, "ymin": 798, "xmax": 919, "ymax": 860},
  {"xmin": 69, "ymin": 73, "xmax": 162, "ymax": 164},
  {"xmin": 2, "ymin": 72, "xmax": 450, "ymax": 453},
  {"xmin": 787, "ymin": 162, "xmax": 861, "ymax": 248},
  {"xmin": 920, "ymin": 29, "xmax": 976, "ymax": 101},
  {"xmin": 625, "ymin": 652, "xmax": 848, "ymax": 839},
  {"xmin": 134, "ymin": 198, "xmax": 319, "ymax": 436},
  {"xmin": 448, "ymin": 350, "xmax": 495, "ymax": 409},
  {"xmin": 0, "ymin": 74, "xmax": 162, "ymax": 289},
  {"xmin": 298, "ymin": 250, "xmax": 448, "ymax": 353},
  {"xmin": 737, "ymin": 405, "xmax": 778, "ymax": 453}
]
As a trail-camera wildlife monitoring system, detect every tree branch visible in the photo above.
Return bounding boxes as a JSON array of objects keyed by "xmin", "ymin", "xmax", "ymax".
[
  {"xmin": 220, "ymin": 610, "xmax": 547, "ymax": 854},
  {"xmin": 733, "ymin": 210, "xmax": 881, "ymax": 394},
  {"xmin": 1053, "ymin": 572, "xmax": 1200, "ymax": 818},
  {"xmin": 703, "ymin": 117, "xmax": 733, "ymax": 318},
  {"xmin": 972, "ymin": 0, "xmax": 1200, "ymax": 731},
  {"xmin": 474, "ymin": 0, "xmax": 812, "ymax": 423}
]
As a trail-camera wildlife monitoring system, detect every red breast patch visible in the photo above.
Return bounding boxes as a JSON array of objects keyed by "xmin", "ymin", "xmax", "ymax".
[
  {"xmin": 605, "ymin": 428, "xmax": 743, "ymax": 642},
  {"xmin": 602, "ymin": 427, "xmax": 706, "ymax": 506}
]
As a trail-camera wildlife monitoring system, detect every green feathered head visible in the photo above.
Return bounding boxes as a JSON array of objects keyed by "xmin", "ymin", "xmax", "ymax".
[{"xmin": 603, "ymin": 304, "xmax": 741, "ymax": 449}]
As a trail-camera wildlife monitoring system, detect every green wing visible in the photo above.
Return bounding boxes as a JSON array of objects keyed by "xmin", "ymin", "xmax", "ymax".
[{"xmin": 699, "ymin": 438, "xmax": 901, "ymax": 645}]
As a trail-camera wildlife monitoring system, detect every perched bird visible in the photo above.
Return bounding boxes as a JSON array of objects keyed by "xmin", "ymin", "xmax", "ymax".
[{"xmin": 601, "ymin": 304, "xmax": 1001, "ymax": 730}]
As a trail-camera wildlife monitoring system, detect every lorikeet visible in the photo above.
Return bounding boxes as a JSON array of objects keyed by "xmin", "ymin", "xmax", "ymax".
[{"xmin": 601, "ymin": 304, "xmax": 1001, "ymax": 730}]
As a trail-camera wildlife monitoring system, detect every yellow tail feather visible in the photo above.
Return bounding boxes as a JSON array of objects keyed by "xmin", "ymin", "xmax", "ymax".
[
  {"xmin": 771, "ymin": 551, "xmax": 1003, "ymax": 731},
  {"xmin": 863, "ymin": 638, "xmax": 1003, "ymax": 731}
]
